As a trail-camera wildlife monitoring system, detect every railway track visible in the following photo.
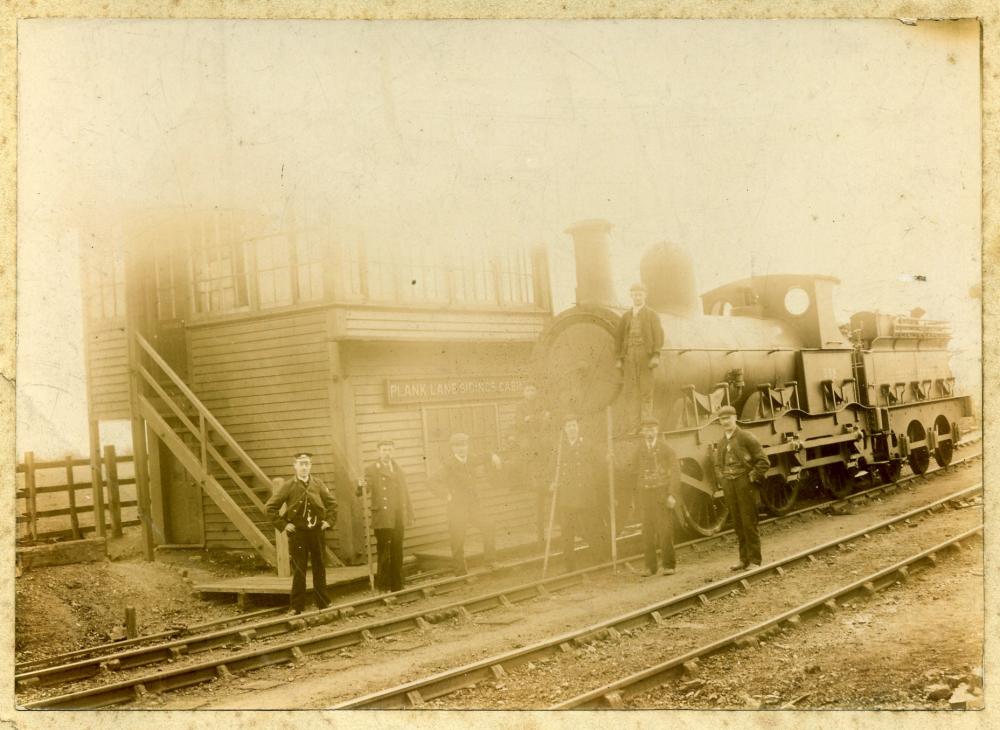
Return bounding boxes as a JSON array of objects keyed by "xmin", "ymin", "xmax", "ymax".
[
  {"xmin": 16, "ymin": 445, "xmax": 979, "ymax": 678},
  {"xmin": 554, "ymin": 525, "xmax": 982, "ymax": 709},
  {"xmin": 332, "ymin": 483, "xmax": 982, "ymax": 709},
  {"xmin": 23, "ymin": 474, "xmax": 982, "ymax": 709},
  {"xmin": 16, "ymin": 450, "xmax": 980, "ymax": 704}
]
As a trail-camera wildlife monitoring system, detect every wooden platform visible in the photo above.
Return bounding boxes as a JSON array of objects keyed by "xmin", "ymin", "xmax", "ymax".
[
  {"xmin": 413, "ymin": 525, "xmax": 548, "ymax": 569},
  {"xmin": 194, "ymin": 556, "xmax": 417, "ymax": 603}
]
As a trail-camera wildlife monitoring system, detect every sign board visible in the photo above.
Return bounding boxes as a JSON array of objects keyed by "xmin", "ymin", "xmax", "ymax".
[{"xmin": 385, "ymin": 376, "xmax": 525, "ymax": 405}]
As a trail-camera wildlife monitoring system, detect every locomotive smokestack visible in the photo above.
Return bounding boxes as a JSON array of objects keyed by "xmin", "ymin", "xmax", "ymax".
[
  {"xmin": 565, "ymin": 219, "xmax": 618, "ymax": 307},
  {"xmin": 640, "ymin": 240, "xmax": 701, "ymax": 318}
]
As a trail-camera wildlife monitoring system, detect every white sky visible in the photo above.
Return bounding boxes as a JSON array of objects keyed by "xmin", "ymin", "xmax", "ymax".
[{"xmin": 17, "ymin": 19, "xmax": 982, "ymax": 457}]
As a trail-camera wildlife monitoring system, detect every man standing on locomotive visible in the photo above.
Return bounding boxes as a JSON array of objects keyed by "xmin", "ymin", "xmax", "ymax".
[
  {"xmin": 548, "ymin": 414, "xmax": 608, "ymax": 573},
  {"xmin": 358, "ymin": 439, "xmax": 414, "ymax": 593},
  {"xmin": 713, "ymin": 406, "xmax": 770, "ymax": 571},
  {"xmin": 430, "ymin": 433, "xmax": 502, "ymax": 576},
  {"xmin": 265, "ymin": 452, "xmax": 337, "ymax": 614},
  {"xmin": 615, "ymin": 282, "xmax": 664, "ymax": 424},
  {"xmin": 634, "ymin": 416, "xmax": 681, "ymax": 576}
]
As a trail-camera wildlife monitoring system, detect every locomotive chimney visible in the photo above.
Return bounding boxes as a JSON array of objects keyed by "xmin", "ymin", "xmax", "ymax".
[
  {"xmin": 639, "ymin": 240, "xmax": 702, "ymax": 318},
  {"xmin": 565, "ymin": 219, "xmax": 618, "ymax": 307}
]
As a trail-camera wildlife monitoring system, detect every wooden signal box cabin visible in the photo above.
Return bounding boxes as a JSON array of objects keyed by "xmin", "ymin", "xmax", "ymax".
[{"xmin": 80, "ymin": 207, "xmax": 553, "ymax": 572}]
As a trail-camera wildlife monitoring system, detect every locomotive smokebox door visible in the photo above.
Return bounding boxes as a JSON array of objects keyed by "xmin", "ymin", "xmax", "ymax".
[{"xmin": 539, "ymin": 312, "xmax": 622, "ymax": 418}]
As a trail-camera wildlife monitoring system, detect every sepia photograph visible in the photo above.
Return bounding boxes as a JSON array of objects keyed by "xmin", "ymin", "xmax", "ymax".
[{"xmin": 10, "ymin": 14, "xmax": 986, "ymax": 718}]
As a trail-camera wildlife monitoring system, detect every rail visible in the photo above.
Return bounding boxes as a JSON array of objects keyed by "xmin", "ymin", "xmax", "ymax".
[
  {"xmin": 19, "ymin": 481, "xmax": 981, "ymax": 708},
  {"xmin": 16, "ymin": 448, "xmax": 980, "ymax": 680},
  {"xmin": 556, "ymin": 525, "xmax": 982, "ymax": 708},
  {"xmin": 332, "ymin": 485, "xmax": 982, "ymax": 709}
]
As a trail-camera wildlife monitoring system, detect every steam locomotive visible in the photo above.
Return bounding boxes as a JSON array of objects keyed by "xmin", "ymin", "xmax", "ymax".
[{"xmin": 531, "ymin": 219, "xmax": 973, "ymax": 536}]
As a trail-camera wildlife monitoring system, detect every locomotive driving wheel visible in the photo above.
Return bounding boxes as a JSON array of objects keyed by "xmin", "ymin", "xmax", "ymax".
[
  {"xmin": 759, "ymin": 473, "xmax": 799, "ymax": 516},
  {"xmin": 679, "ymin": 458, "xmax": 729, "ymax": 536},
  {"xmin": 906, "ymin": 421, "xmax": 931, "ymax": 476},
  {"xmin": 820, "ymin": 462, "xmax": 853, "ymax": 500},
  {"xmin": 933, "ymin": 415, "xmax": 954, "ymax": 468}
]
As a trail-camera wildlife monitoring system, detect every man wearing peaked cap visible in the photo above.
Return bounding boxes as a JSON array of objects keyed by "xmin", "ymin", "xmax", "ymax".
[
  {"xmin": 634, "ymin": 416, "xmax": 681, "ymax": 576},
  {"xmin": 358, "ymin": 439, "xmax": 414, "ymax": 593},
  {"xmin": 548, "ymin": 414, "xmax": 609, "ymax": 573},
  {"xmin": 713, "ymin": 406, "xmax": 770, "ymax": 572},
  {"xmin": 265, "ymin": 452, "xmax": 337, "ymax": 614},
  {"xmin": 614, "ymin": 282, "xmax": 664, "ymax": 425},
  {"xmin": 430, "ymin": 432, "xmax": 502, "ymax": 575}
]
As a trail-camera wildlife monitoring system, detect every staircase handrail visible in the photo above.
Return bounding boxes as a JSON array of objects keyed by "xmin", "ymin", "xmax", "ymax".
[{"xmin": 134, "ymin": 333, "xmax": 274, "ymax": 497}]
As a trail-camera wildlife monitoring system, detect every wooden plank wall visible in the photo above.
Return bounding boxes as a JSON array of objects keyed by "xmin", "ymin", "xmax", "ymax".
[
  {"xmin": 85, "ymin": 325, "xmax": 131, "ymax": 421},
  {"xmin": 188, "ymin": 310, "xmax": 334, "ymax": 551},
  {"xmin": 343, "ymin": 308, "xmax": 547, "ymax": 342},
  {"xmin": 344, "ymin": 341, "xmax": 536, "ymax": 555}
]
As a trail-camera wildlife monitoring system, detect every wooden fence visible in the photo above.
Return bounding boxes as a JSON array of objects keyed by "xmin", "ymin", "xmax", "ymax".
[{"xmin": 16, "ymin": 446, "xmax": 140, "ymax": 543}]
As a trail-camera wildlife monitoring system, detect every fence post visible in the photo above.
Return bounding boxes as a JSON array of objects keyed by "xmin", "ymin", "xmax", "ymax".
[
  {"xmin": 89, "ymin": 419, "xmax": 106, "ymax": 538},
  {"xmin": 24, "ymin": 451, "xmax": 38, "ymax": 542},
  {"xmin": 65, "ymin": 455, "xmax": 81, "ymax": 540},
  {"xmin": 104, "ymin": 444, "xmax": 123, "ymax": 538}
]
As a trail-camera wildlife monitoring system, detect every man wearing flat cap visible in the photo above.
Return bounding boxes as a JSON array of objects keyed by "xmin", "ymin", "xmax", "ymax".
[
  {"xmin": 358, "ymin": 440, "xmax": 414, "ymax": 593},
  {"xmin": 549, "ymin": 414, "xmax": 609, "ymax": 572},
  {"xmin": 265, "ymin": 452, "xmax": 337, "ymax": 614},
  {"xmin": 614, "ymin": 282, "xmax": 664, "ymax": 424},
  {"xmin": 635, "ymin": 417, "xmax": 681, "ymax": 576},
  {"xmin": 430, "ymin": 433, "xmax": 502, "ymax": 575},
  {"xmin": 713, "ymin": 406, "xmax": 770, "ymax": 571}
]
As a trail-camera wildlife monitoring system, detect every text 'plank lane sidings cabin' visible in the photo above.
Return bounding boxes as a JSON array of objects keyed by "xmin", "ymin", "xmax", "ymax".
[{"xmin": 80, "ymin": 208, "xmax": 552, "ymax": 573}]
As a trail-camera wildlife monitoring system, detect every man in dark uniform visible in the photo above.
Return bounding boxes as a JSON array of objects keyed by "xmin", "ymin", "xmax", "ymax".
[
  {"xmin": 614, "ymin": 282, "xmax": 665, "ymax": 423},
  {"xmin": 635, "ymin": 417, "xmax": 681, "ymax": 576},
  {"xmin": 713, "ymin": 406, "xmax": 770, "ymax": 571},
  {"xmin": 359, "ymin": 440, "xmax": 414, "ymax": 593},
  {"xmin": 548, "ymin": 414, "xmax": 608, "ymax": 572},
  {"xmin": 511, "ymin": 382, "xmax": 554, "ymax": 546},
  {"xmin": 430, "ymin": 433, "xmax": 502, "ymax": 576},
  {"xmin": 265, "ymin": 452, "xmax": 337, "ymax": 614}
]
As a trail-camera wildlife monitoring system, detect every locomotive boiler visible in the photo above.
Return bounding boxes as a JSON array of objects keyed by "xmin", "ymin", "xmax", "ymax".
[{"xmin": 532, "ymin": 219, "xmax": 972, "ymax": 536}]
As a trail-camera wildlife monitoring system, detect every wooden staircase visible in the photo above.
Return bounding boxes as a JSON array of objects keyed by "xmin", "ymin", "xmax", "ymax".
[{"xmin": 133, "ymin": 332, "xmax": 283, "ymax": 570}]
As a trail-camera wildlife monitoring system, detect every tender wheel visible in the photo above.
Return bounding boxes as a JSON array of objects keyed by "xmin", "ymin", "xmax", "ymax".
[
  {"xmin": 906, "ymin": 421, "xmax": 931, "ymax": 475},
  {"xmin": 878, "ymin": 460, "xmax": 902, "ymax": 484},
  {"xmin": 759, "ymin": 474, "xmax": 799, "ymax": 516},
  {"xmin": 820, "ymin": 462, "xmax": 853, "ymax": 500},
  {"xmin": 680, "ymin": 458, "xmax": 728, "ymax": 536},
  {"xmin": 933, "ymin": 415, "xmax": 954, "ymax": 468}
]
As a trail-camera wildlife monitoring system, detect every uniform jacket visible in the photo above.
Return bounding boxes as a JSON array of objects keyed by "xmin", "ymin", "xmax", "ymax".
[
  {"xmin": 364, "ymin": 458, "xmax": 414, "ymax": 530},
  {"xmin": 265, "ymin": 475, "xmax": 337, "ymax": 531},
  {"xmin": 551, "ymin": 435, "xmax": 603, "ymax": 511},
  {"xmin": 713, "ymin": 428, "xmax": 770, "ymax": 484},
  {"xmin": 614, "ymin": 306, "xmax": 665, "ymax": 360},
  {"xmin": 430, "ymin": 453, "xmax": 492, "ymax": 509},
  {"xmin": 635, "ymin": 438, "xmax": 681, "ymax": 505}
]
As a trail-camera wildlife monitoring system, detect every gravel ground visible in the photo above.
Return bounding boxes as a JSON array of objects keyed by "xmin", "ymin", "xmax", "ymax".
[
  {"xmin": 421, "ymin": 501, "xmax": 982, "ymax": 708},
  {"xmin": 141, "ymin": 460, "xmax": 984, "ymax": 710},
  {"xmin": 628, "ymin": 541, "xmax": 984, "ymax": 710}
]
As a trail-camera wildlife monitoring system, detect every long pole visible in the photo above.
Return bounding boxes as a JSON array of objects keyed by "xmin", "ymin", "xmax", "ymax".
[
  {"xmin": 606, "ymin": 406, "xmax": 618, "ymax": 574},
  {"xmin": 541, "ymin": 439, "xmax": 562, "ymax": 579},
  {"xmin": 359, "ymin": 481, "xmax": 376, "ymax": 592}
]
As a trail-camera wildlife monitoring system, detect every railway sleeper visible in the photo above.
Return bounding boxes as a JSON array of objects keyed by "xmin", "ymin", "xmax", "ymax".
[{"xmin": 27, "ymin": 482, "xmax": 981, "ymax": 709}]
